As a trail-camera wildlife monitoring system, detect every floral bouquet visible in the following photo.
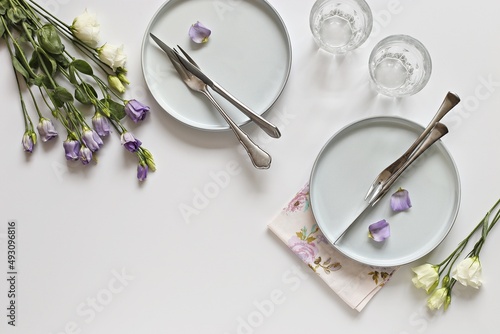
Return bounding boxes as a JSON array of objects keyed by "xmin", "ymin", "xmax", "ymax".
[
  {"xmin": 0, "ymin": 0, "xmax": 155, "ymax": 180},
  {"xmin": 411, "ymin": 198, "xmax": 500, "ymax": 311}
]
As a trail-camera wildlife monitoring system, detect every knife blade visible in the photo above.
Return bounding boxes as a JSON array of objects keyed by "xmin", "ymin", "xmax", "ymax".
[{"xmin": 149, "ymin": 33, "xmax": 281, "ymax": 139}]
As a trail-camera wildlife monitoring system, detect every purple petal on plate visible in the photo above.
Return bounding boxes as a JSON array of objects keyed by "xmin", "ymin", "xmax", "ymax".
[
  {"xmin": 391, "ymin": 188, "xmax": 412, "ymax": 212},
  {"xmin": 189, "ymin": 21, "xmax": 211, "ymax": 43},
  {"xmin": 368, "ymin": 219, "xmax": 390, "ymax": 242}
]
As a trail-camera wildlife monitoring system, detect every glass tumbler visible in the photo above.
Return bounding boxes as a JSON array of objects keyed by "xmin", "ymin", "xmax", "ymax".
[
  {"xmin": 309, "ymin": 0, "xmax": 373, "ymax": 55},
  {"xmin": 368, "ymin": 35, "xmax": 432, "ymax": 97}
]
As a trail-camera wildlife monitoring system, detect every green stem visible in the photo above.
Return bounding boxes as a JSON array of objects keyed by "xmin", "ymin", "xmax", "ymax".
[
  {"xmin": 1, "ymin": 17, "xmax": 39, "ymax": 79},
  {"xmin": 27, "ymin": 0, "xmax": 71, "ymax": 31}
]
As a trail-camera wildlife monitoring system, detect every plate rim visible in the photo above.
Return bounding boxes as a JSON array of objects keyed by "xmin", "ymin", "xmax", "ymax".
[
  {"xmin": 140, "ymin": 0, "xmax": 292, "ymax": 132},
  {"xmin": 309, "ymin": 116, "xmax": 461, "ymax": 267}
]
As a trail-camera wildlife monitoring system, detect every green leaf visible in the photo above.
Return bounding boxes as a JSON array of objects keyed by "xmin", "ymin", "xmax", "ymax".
[
  {"xmin": 0, "ymin": 0, "xmax": 9, "ymax": 15},
  {"xmin": 103, "ymin": 98, "xmax": 126, "ymax": 120},
  {"xmin": 37, "ymin": 48, "xmax": 57, "ymax": 76},
  {"xmin": 31, "ymin": 75, "xmax": 44, "ymax": 87},
  {"xmin": 7, "ymin": 7, "xmax": 26, "ymax": 24},
  {"xmin": 53, "ymin": 54, "xmax": 70, "ymax": 69},
  {"xmin": 42, "ymin": 75, "xmax": 55, "ymax": 89},
  {"xmin": 0, "ymin": 20, "xmax": 5, "ymax": 38},
  {"xmin": 68, "ymin": 65, "xmax": 78, "ymax": 85},
  {"xmin": 36, "ymin": 24, "xmax": 64, "ymax": 55},
  {"xmin": 29, "ymin": 50, "xmax": 40, "ymax": 70},
  {"xmin": 12, "ymin": 57, "xmax": 30, "ymax": 79},
  {"xmin": 50, "ymin": 91, "xmax": 64, "ymax": 108},
  {"xmin": 71, "ymin": 59, "xmax": 93, "ymax": 75},
  {"xmin": 75, "ymin": 83, "xmax": 97, "ymax": 105},
  {"xmin": 53, "ymin": 86, "xmax": 74, "ymax": 104}
]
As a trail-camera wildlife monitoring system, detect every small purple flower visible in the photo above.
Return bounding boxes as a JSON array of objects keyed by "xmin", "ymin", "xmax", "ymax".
[
  {"xmin": 82, "ymin": 127, "xmax": 103, "ymax": 152},
  {"xmin": 22, "ymin": 131, "xmax": 36, "ymax": 153},
  {"xmin": 125, "ymin": 99, "xmax": 150, "ymax": 123},
  {"xmin": 120, "ymin": 132, "xmax": 142, "ymax": 152},
  {"xmin": 368, "ymin": 219, "xmax": 390, "ymax": 242},
  {"xmin": 63, "ymin": 139, "xmax": 81, "ymax": 161},
  {"xmin": 79, "ymin": 145, "xmax": 93, "ymax": 165},
  {"xmin": 137, "ymin": 163, "xmax": 148, "ymax": 181},
  {"xmin": 189, "ymin": 21, "xmax": 211, "ymax": 43},
  {"xmin": 92, "ymin": 112, "xmax": 111, "ymax": 137},
  {"xmin": 287, "ymin": 236, "xmax": 318, "ymax": 264},
  {"xmin": 37, "ymin": 118, "xmax": 58, "ymax": 142},
  {"xmin": 391, "ymin": 188, "xmax": 412, "ymax": 212}
]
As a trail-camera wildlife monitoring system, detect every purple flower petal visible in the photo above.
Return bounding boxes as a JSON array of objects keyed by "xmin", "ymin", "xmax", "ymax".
[
  {"xmin": 125, "ymin": 99, "xmax": 150, "ymax": 123},
  {"xmin": 391, "ymin": 188, "xmax": 412, "ymax": 212},
  {"xmin": 368, "ymin": 219, "xmax": 390, "ymax": 242},
  {"xmin": 92, "ymin": 112, "xmax": 111, "ymax": 137},
  {"xmin": 137, "ymin": 164, "xmax": 148, "ymax": 181},
  {"xmin": 120, "ymin": 132, "xmax": 142, "ymax": 152},
  {"xmin": 189, "ymin": 21, "xmax": 211, "ymax": 43},
  {"xmin": 63, "ymin": 139, "xmax": 81, "ymax": 161},
  {"xmin": 22, "ymin": 131, "xmax": 35, "ymax": 153},
  {"xmin": 82, "ymin": 128, "xmax": 103, "ymax": 152},
  {"xmin": 37, "ymin": 118, "xmax": 58, "ymax": 142},
  {"xmin": 79, "ymin": 146, "xmax": 93, "ymax": 165}
]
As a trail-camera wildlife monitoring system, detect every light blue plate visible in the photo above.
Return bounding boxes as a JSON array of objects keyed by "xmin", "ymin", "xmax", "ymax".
[
  {"xmin": 310, "ymin": 117, "xmax": 460, "ymax": 267},
  {"xmin": 141, "ymin": 0, "xmax": 292, "ymax": 131}
]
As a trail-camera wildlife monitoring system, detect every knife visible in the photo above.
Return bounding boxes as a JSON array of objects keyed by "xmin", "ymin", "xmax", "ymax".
[
  {"xmin": 332, "ymin": 122, "xmax": 449, "ymax": 244},
  {"xmin": 149, "ymin": 33, "xmax": 281, "ymax": 139}
]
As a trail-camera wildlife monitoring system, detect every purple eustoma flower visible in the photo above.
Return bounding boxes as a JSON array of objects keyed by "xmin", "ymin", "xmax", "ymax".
[
  {"xmin": 368, "ymin": 219, "xmax": 390, "ymax": 242},
  {"xmin": 79, "ymin": 146, "xmax": 93, "ymax": 165},
  {"xmin": 124, "ymin": 99, "xmax": 150, "ymax": 123},
  {"xmin": 22, "ymin": 131, "xmax": 35, "ymax": 153},
  {"xmin": 189, "ymin": 21, "xmax": 211, "ymax": 43},
  {"xmin": 37, "ymin": 118, "xmax": 58, "ymax": 142},
  {"xmin": 120, "ymin": 132, "xmax": 142, "ymax": 152},
  {"xmin": 391, "ymin": 188, "xmax": 412, "ymax": 212},
  {"xmin": 82, "ymin": 127, "xmax": 103, "ymax": 152},
  {"xmin": 137, "ymin": 163, "xmax": 148, "ymax": 181},
  {"xmin": 92, "ymin": 112, "xmax": 111, "ymax": 137},
  {"xmin": 63, "ymin": 139, "xmax": 81, "ymax": 161}
]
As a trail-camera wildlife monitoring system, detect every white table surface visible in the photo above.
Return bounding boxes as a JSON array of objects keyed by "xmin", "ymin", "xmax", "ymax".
[{"xmin": 1, "ymin": 0, "xmax": 500, "ymax": 333}]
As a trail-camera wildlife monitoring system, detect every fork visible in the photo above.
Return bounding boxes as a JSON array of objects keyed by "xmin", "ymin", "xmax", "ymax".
[
  {"xmin": 167, "ymin": 48, "xmax": 272, "ymax": 169},
  {"xmin": 364, "ymin": 91, "xmax": 460, "ymax": 201},
  {"xmin": 175, "ymin": 45, "xmax": 281, "ymax": 139}
]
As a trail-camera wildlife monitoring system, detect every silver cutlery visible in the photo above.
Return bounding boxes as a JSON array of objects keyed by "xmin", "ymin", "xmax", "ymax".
[
  {"xmin": 364, "ymin": 92, "xmax": 460, "ymax": 201},
  {"xmin": 149, "ymin": 34, "xmax": 280, "ymax": 139},
  {"xmin": 333, "ymin": 122, "xmax": 449, "ymax": 244},
  {"xmin": 150, "ymin": 34, "xmax": 272, "ymax": 169},
  {"xmin": 174, "ymin": 44, "xmax": 281, "ymax": 139}
]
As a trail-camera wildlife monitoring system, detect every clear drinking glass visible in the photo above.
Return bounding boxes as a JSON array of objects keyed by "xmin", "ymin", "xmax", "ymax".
[
  {"xmin": 368, "ymin": 35, "xmax": 432, "ymax": 97},
  {"xmin": 309, "ymin": 0, "xmax": 373, "ymax": 55}
]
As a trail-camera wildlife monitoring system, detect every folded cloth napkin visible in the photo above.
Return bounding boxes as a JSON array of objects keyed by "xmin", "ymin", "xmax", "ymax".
[{"xmin": 268, "ymin": 183, "xmax": 398, "ymax": 311}]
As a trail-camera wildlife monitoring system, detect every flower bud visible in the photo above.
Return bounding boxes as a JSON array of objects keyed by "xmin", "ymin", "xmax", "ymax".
[
  {"xmin": 37, "ymin": 118, "xmax": 58, "ymax": 142},
  {"xmin": 92, "ymin": 112, "xmax": 111, "ymax": 137},
  {"xmin": 22, "ymin": 130, "xmax": 36, "ymax": 153},
  {"xmin": 108, "ymin": 75, "xmax": 125, "ymax": 94},
  {"xmin": 63, "ymin": 138, "xmax": 81, "ymax": 161},
  {"xmin": 137, "ymin": 163, "xmax": 148, "ymax": 181},
  {"xmin": 120, "ymin": 132, "xmax": 142, "ymax": 152},
  {"xmin": 117, "ymin": 72, "xmax": 130, "ymax": 85}
]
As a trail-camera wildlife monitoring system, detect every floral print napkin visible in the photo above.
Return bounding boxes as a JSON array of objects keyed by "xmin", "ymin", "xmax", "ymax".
[{"xmin": 268, "ymin": 184, "xmax": 398, "ymax": 311}]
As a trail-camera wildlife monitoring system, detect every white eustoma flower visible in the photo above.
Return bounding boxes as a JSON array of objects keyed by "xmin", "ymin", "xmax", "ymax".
[
  {"xmin": 97, "ymin": 43, "xmax": 127, "ymax": 71},
  {"xmin": 411, "ymin": 263, "xmax": 439, "ymax": 294},
  {"xmin": 452, "ymin": 256, "xmax": 483, "ymax": 288},
  {"xmin": 70, "ymin": 10, "xmax": 100, "ymax": 48},
  {"xmin": 427, "ymin": 287, "xmax": 448, "ymax": 310}
]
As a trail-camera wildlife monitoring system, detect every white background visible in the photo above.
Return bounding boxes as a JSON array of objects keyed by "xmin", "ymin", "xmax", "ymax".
[{"xmin": 1, "ymin": 0, "xmax": 500, "ymax": 333}]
